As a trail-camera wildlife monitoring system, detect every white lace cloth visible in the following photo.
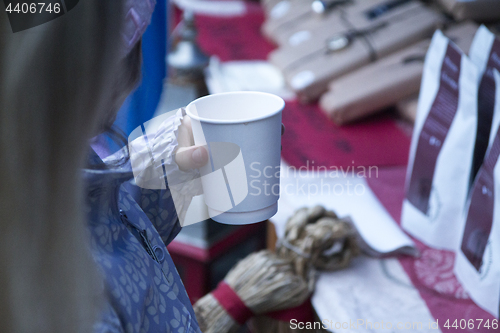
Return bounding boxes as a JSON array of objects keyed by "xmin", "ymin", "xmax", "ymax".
[{"xmin": 109, "ymin": 108, "xmax": 203, "ymax": 226}]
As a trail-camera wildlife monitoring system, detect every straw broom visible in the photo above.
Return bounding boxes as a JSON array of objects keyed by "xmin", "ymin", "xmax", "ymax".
[
  {"xmin": 194, "ymin": 205, "xmax": 359, "ymax": 333},
  {"xmin": 248, "ymin": 205, "xmax": 359, "ymax": 332},
  {"xmin": 194, "ymin": 250, "xmax": 311, "ymax": 333}
]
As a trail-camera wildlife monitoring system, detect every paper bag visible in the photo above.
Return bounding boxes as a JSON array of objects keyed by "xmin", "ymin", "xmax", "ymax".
[
  {"xmin": 470, "ymin": 25, "xmax": 500, "ymax": 183},
  {"xmin": 401, "ymin": 30, "xmax": 479, "ymax": 251},
  {"xmin": 455, "ymin": 70, "xmax": 500, "ymax": 318},
  {"xmin": 454, "ymin": 25, "xmax": 500, "ymax": 319}
]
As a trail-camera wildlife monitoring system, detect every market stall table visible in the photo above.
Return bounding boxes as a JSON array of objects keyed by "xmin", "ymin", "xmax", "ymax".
[{"xmin": 191, "ymin": 2, "xmax": 496, "ymax": 331}]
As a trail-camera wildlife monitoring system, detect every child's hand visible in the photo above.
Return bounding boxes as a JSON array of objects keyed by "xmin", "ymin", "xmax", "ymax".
[
  {"xmin": 175, "ymin": 116, "xmax": 209, "ymax": 171},
  {"xmin": 174, "ymin": 118, "xmax": 285, "ymax": 171}
]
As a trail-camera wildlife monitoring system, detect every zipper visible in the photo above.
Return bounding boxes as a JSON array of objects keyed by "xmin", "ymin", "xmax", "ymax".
[
  {"xmin": 119, "ymin": 209, "xmax": 195, "ymax": 330},
  {"xmin": 120, "ymin": 210, "xmax": 160, "ymax": 264}
]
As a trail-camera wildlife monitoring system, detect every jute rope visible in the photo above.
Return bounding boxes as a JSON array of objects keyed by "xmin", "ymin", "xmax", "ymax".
[
  {"xmin": 194, "ymin": 205, "xmax": 359, "ymax": 333},
  {"xmin": 276, "ymin": 205, "xmax": 359, "ymax": 291}
]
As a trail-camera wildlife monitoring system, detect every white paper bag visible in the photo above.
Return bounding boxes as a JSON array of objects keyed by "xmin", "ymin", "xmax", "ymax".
[
  {"xmin": 454, "ymin": 26, "xmax": 500, "ymax": 319},
  {"xmin": 469, "ymin": 25, "xmax": 500, "ymax": 184},
  {"xmin": 401, "ymin": 30, "xmax": 479, "ymax": 250},
  {"xmin": 455, "ymin": 69, "xmax": 500, "ymax": 319}
]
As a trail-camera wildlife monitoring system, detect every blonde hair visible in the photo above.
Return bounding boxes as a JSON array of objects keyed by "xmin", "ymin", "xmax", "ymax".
[{"xmin": 0, "ymin": 2, "xmax": 124, "ymax": 332}]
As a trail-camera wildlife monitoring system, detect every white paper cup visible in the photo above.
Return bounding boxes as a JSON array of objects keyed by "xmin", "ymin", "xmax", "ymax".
[{"xmin": 186, "ymin": 91, "xmax": 284, "ymax": 225}]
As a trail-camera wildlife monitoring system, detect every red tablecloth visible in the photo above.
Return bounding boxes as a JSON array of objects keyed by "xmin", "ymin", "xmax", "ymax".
[
  {"xmin": 194, "ymin": 3, "xmax": 496, "ymax": 330},
  {"xmin": 196, "ymin": 4, "xmax": 411, "ymax": 169},
  {"xmin": 367, "ymin": 167, "xmax": 496, "ymax": 331}
]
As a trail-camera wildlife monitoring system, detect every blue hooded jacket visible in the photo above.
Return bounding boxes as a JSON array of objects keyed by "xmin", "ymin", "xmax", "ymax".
[{"xmin": 85, "ymin": 149, "xmax": 201, "ymax": 333}]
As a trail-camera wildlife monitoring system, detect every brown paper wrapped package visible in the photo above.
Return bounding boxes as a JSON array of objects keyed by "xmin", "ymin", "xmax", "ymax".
[
  {"xmin": 396, "ymin": 95, "xmax": 419, "ymax": 124},
  {"xmin": 437, "ymin": 0, "xmax": 500, "ymax": 21},
  {"xmin": 269, "ymin": 1, "xmax": 432, "ymax": 72},
  {"xmin": 265, "ymin": 0, "xmax": 389, "ymax": 46},
  {"xmin": 277, "ymin": 3, "xmax": 443, "ymax": 102},
  {"xmin": 262, "ymin": 0, "xmax": 314, "ymax": 43},
  {"xmin": 319, "ymin": 22, "xmax": 478, "ymax": 125},
  {"xmin": 262, "ymin": 0, "xmax": 284, "ymax": 13}
]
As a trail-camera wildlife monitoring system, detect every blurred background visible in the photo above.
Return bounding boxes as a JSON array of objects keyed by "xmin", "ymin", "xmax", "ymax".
[{"xmin": 109, "ymin": 0, "xmax": 500, "ymax": 330}]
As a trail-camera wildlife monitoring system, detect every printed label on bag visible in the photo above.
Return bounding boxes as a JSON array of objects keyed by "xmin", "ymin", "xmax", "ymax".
[
  {"xmin": 461, "ymin": 126, "xmax": 500, "ymax": 271},
  {"xmin": 472, "ymin": 39, "xmax": 500, "ymax": 184},
  {"xmin": 461, "ymin": 40, "xmax": 500, "ymax": 271},
  {"xmin": 406, "ymin": 44, "xmax": 461, "ymax": 216}
]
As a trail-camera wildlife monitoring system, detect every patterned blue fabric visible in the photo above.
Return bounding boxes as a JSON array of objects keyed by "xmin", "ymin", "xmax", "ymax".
[{"xmin": 84, "ymin": 150, "xmax": 201, "ymax": 333}]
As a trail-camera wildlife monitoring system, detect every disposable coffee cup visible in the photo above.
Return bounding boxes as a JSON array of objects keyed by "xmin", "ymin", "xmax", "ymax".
[{"xmin": 186, "ymin": 91, "xmax": 285, "ymax": 225}]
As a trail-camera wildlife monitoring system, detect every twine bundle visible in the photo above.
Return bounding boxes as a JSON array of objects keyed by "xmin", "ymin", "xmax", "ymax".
[
  {"xmin": 194, "ymin": 250, "xmax": 311, "ymax": 333},
  {"xmin": 276, "ymin": 205, "xmax": 359, "ymax": 290},
  {"xmin": 194, "ymin": 206, "xmax": 359, "ymax": 333}
]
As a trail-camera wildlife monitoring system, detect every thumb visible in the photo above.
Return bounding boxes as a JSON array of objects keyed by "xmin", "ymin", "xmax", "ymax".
[{"xmin": 175, "ymin": 146, "xmax": 209, "ymax": 171}]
